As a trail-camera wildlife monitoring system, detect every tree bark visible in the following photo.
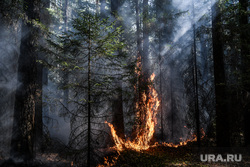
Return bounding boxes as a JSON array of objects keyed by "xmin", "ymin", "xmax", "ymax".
[{"xmin": 10, "ymin": 0, "xmax": 40, "ymax": 161}]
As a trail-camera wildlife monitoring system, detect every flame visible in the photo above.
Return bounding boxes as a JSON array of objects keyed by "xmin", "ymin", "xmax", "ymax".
[
  {"xmin": 160, "ymin": 128, "xmax": 206, "ymax": 148},
  {"xmin": 106, "ymin": 73, "xmax": 160, "ymax": 152},
  {"xmin": 100, "ymin": 68, "xmax": 206, "ymax": 166},
  {"xmin": 104, "ymin": 55, "xmax": 206, "ymax": 153},
  {"xmin": 105, "ymin": 71, "xmax": 205, "ymax": 152},
  {"xmin": 97, "ymin": 152, "xmax": 120, "ymax": 167}
]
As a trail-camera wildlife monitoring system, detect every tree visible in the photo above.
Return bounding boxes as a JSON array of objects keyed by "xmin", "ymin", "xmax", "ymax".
[
  {"xmin": 62, "ymin": 0, "xmax": 69, "ymax": 111},
  {"xmin": 33, "ymin": 0, "xmax": 51, "ymax": 153},
  {"xmin": 239, "ymin": 0, "xmax": 250, "ymax": 147},
  {"xmin": 110, "ymin": 0, "xmax": 125, "ymax": 140},
  {"xmin": 155, "ymin": 0, "xmax": 164, "ymax": 141},
  {"xmin": 46, "ymin": 9, "xmax": 126, "ymax": 166},
  {"xmin": 191, "ymin": 0, "xmax": 201, "ymax": 147},
  {"xmin": 10, "ymin": 0, "xmax": 41, "ymax": 161},
  {"xmin": 211, "ymin": 0, "xmax": 230, "ymax": 147}
]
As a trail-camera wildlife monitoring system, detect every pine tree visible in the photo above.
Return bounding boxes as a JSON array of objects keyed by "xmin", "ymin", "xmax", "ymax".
[{"xmin": 46, "ymin": 9, "xmax": 127, "ymax": 166}]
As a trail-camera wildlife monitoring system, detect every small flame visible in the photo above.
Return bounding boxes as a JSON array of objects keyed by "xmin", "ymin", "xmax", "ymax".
[
  {"xmin": 97, "ymin": 152, "xmax": 120, "ymax": 167},
  {"xmin": 161, "ymin": 128, "xmax": 206, "ymax": 148},
  {"xmin": 106, "ymin": 73, "xmax": 160, "ymax": 151}
]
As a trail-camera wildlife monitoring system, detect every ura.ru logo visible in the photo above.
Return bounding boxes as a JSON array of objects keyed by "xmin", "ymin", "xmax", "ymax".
[{"xmin": 200, "ymin": 154, "xmax": 242, "ymax": 162}]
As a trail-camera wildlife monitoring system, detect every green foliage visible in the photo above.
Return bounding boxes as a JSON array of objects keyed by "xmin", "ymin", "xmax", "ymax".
[{"xmin": 44, "ymin": 9, "xmax": 134, "ymax": 165}]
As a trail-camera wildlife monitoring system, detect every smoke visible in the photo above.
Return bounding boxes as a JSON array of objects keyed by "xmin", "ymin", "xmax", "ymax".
[
  {"xmin": 0, "ymin": 20, "xmax": 21, "ymax": 159},
  {"xmin": 42, "ymin": 78, "xmax": 71, "ymax": 144},
  {"xmin": 168, "ymin": 0, "xmax": 214, "ymax": 138},
  {"xmin": 0, "ymin": 1, "xmax": 216, "ymax": 161},
  {"xmin": 115, "ymin": 0, "xmax": 214, "ymax": 142}
]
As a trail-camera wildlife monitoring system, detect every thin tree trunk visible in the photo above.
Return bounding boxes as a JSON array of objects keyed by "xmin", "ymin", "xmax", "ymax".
[
  {"xmin": 159, "ymin": 62, "xmax": 164, "ymax": 140},
  {"xmin": 87, "ymin": 14, "xmax": 91, "ymax": 167},
  {"xmin": 142, "ymin": 0, "xmax": 150, "ymax": 78},
  {"xmin": 110, "ymin": 0, "xmax": 125, "ymax": 139},
  {"xmin": 192, "ymin": 0, "xmax": 201, "ymax": 147},
  {"xmin": 170, "ymin": 66, "xmax": 174, "ymax": 139},
  {"xmin": 136, "ymin": 0, "xmax": 142, "ymax": 58},
  {"xmin": 156, "ymin": 0, "xmax": 164, "ymax": 141},
  {"xmin": 63, "ymin": 0, "xmax": 69, "ymax": 110}
]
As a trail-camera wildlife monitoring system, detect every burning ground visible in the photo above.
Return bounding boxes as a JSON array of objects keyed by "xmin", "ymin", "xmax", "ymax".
[{"xmin": 97, "ymin": 142, "xmax": 250, "ymax": 167}]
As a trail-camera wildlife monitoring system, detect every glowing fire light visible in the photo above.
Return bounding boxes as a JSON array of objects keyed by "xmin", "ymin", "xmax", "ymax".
[
  {"xmin": 105, "ymin": 72, "xmax": 205, "ymax": 152},
  {"xmin": 160, "ymin": 128, "xmax": 206, "ymax": 148},
  {"xmin": 106, "ymin": 73, "xmax": 160, "ymax": 152},
  {"xmin": 100, "ymin": 69, "xmax": 206, "ymax": 166}
]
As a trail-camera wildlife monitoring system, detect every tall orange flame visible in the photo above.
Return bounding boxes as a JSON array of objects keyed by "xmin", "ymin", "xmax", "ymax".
[{"xmin": 106, "ymin": 73, "xmax": 160, "ymax": 152}]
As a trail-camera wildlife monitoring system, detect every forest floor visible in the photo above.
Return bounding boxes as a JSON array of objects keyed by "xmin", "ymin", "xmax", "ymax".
[
  {"xmin": 1, "ymin": 144, "xmax": 250, "ymax": 166},
  {"xmin": 98, "ymin": 144, "xmax": 250, "ymax": 167}
]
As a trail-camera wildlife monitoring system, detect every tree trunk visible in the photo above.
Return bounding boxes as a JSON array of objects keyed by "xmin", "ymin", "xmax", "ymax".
[
  {"xmin": 155, "ymin": 0, "xmax": 164, "ymax": 141},
  {"xmin": 87, "ymin": 14, "xmax": 92, "ymax": 167},
  {"xmin": 33, "ymin": 0, "xmax": 50, "ymax": 154},
  {"xmin": 192, "ymin": 0, "xmax": 200, "ymax": 147},
  {"xmin": 170, "ymin": 66, "xmax": 174, "ymax": 139},
  {"xmin": 136, "ymin": 0, "xmax": 142, "ymax": 58},
  {"xmin": 142, "ymin": 0, "xmax": 150, "ymax": 78},
  {"xmin": 63, "ymin": 0, "xmax": 69, "ymax": 110},
  {"xmin": 10, "ymin": 0, "xmax": 40, "ymax": 161},
  {"xmin": 110, "ymin": 0, "xmax": 125, "ymax": 139},
  {"xmin": 239, "ymin": 0, "xmax": 250, "ymax": 147},
  {"xmin": 34, "ymin": 60, "xmax": 43, "ymax": 153},
  {"xmin": 112, "ymin": 81, "xmax": 125, "ymax": 139},
  {"xmin": 211, "ymin": 0, "xmax": 230, "ymax": 147}
]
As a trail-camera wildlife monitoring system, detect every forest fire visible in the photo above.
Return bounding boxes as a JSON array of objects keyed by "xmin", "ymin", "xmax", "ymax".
[
  {"xmin": 105, "ymin": 73, "xmax": 160, "ymax": 152},
  {"xmin": 105, "ymin": 72, "xmax": 206, "ymax": 152}
]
